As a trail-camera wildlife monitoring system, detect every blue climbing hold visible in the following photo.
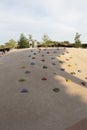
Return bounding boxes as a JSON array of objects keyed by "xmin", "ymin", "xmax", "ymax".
[
  {"xmin": 51, "ymin": 57, "xmax": 55, "ymax": 60},
  {"xmin": 31, "ymin": 62, "xmax": 35, "ymax": 65}
]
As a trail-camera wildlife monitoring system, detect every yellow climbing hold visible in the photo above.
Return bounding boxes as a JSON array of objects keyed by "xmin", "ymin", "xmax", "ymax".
[
  {"xmin": 20, "ymin": 66, "xmax": 26, "ymax": 69},
  {"xmin": 65, "ymin": 79, "xmax": 71, "ymax": 82},
  {"xmin": 68, "ymin": 64, "xmax": 72, "ymax": 67}
]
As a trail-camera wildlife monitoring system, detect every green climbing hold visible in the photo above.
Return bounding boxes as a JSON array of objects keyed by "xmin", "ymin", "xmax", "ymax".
[
  {"xmin": 53, "ymin": 88, "xmax": 60, "ymax": 93},
  {"xmin": 70, "ymin": 72, "xmax": 76, "ymax": 75},
  {"xmin": 43, "ymin": 66, "xmax": 48, "ymax": 69},
  {"xmin": 59, "ymin": 61, "xmax": 64, "ymax": 64},
  {"xmin": 19, "ymin": 78, "xmax": 26, "ymax": 82}
]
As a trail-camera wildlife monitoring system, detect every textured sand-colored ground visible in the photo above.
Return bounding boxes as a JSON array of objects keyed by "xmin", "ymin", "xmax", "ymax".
[{"xmin": 0, "ymin": 47, "xmax": 87, "ymax": 130}]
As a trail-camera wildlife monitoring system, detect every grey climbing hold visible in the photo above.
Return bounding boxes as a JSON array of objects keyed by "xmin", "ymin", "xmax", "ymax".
[
  {"xmin": 31, "ymin": 62, "xmax": 35, "ymax": 65},
  {"xmin": 25, "ymin": 71, "xmax": 31, "ymax": 74},
  {"xmin": 78, "ymin": 70, "xmax": 82, "ymax": 73}
]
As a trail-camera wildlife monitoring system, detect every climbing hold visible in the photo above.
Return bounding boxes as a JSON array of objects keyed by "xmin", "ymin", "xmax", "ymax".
[
  {"xmin": 53, "ymin": 88, "xmax": 60, "ymax": 93},
  {"xmin": 28, "ymin": 55, "xmax": 31, "ymax": 57},
  {"xmin": 70, "ymin": 72, "xmax": 76, "ymax": 75},
  {"xmin": 59, "ymin": 61, "xmax": 64, "ymax": 64},
  {"xmin": 85, "ymin": 77, "xmax": 87, "ymax": 80},
  {"xmin": 41, "ymin": 59, "xmax": 45, "ymax": 62},
  {"xmin": 47, "ymin": 52, "xmax": 50, "ymax": 54},
  {"xmin": 19, "ymin": 78, "xmax": 26, "ymax": 82},
  {"xmin": 41, "ymin": 77, "xmax": 47, "ymax": 80},
  {"xmin": 31, "ymin": 62, "xmax": 35, "ymax": 65},
  {"xmin": 32, "ymin": 57, "xmax": 35, "ymax": 59},
  {"xmin": 52, "ymin": 63, "xmax": 56, "ymax": 65},
  {"xmin": 60, "ymin": 68, "xmax": 65, "ymax": 71},
  {"xmin": 78, "ymin": 70, "xmax": 82, "ymax": 73},
  {"xmin": 62, "ymin": 53, "xmax": 65, "ymax": 55},
  {"xmin": 43, "ymin": 66, "xmax": 48, "ymax": 69},
  {"xmin": 53, "ymin": 51, "xmax": 57, "ymax": 53},
  {"xmin": 68, "ymin": 64, "xmax": 72, "ymax": 67},
  {"xmin": 53, "ymin": 72, "xmax": 57, "ymax": 74},
  {"xmin": 21, "ymin": 66, "xmax": 26, "ymax": 69},
  {"xmin": 21, "ymin": 88, "xmax": 29, "ymax": 93},
  {"xmin": 33, "ymin": 53, "xmax": 36, "ymax": 55},
  {"xmin": 81, "ymin": 82, "xmax": 86, "ymax": 86},
  {"xmin": 25, "ymin": 71, "xmax": 31, "ymax": 74},
  {"xmin": 66, "ymin": 51, "xmax": 69, "ymax": 53},
  {"xmin": 65, "ymin": 79, "xmax": 71, "ymax": 82},
  {"xmin": 57, "ymin": 55, "xmax": 61, "ymax": 57},
  {"xmin": 66, "ymin": 59, "xmax": 69, "ymax": 61},
  {"xmin": 41, "ymin": 54, "xmax": 44, "ymax": 57},
  {"xmin": 51, "ymin": 57, "xmax": 55, "ymax": 60}
]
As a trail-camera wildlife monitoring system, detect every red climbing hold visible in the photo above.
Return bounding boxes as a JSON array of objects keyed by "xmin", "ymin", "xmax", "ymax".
[
  {"xmin": 41, "ymin": 59, "xmax": 45, "ymax": 62},
  {"xmin": 32, "ymin": 57, "xmax": 35, "ymax": 59},
  {"xmin": 41, "ymin": 77, "xmax": 47, "ymax": 80},
  {"xmin": 66, "ymin": 59, "xmax": 69, "ymax": 61},
  {"xmin": 81, "ymin": 82, "xmax": 86, "ymax": 86}
]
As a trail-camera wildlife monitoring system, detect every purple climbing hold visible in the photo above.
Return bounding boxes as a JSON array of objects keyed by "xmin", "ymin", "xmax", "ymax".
[
  {"xmin": 60, "ymin": 68, "xmax": 65, "ymax": 71},
  {"xmin": 52, "ymin": 63, "xmax": 56, "ymax": 65},
  {"xmin": 25, "ymin": 71, "xmax": 31, "ymax": 74},
  {"xmin": 21, "ymin": 88, "xmax": 29, "ymax": 93}
]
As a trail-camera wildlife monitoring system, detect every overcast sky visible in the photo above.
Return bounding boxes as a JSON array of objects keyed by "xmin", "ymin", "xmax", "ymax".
[{"xmin": 0, "ymin": 0, "xmax": 87, "ymax": 44}]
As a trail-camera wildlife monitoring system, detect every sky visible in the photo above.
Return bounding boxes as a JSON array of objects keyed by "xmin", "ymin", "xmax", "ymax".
[{"xmin": 0, "ymin": 0, "xmax": 87, "ymax": 44}]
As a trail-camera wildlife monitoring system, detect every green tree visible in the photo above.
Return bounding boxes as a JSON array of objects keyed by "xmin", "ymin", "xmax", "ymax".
[
  {"xmin": 74, "ymin": 32, "xmax": 82, "ymax": 48},
  {"xmin": 5, "ymin": 39, "xmax": 17, "ymax": 49},
  {"xmin": 42, "ymin": 34, "xmax": 50, "ymax": 44},
  {"xmin": 63, "ymin": 41, "xmax": 70, "ymax": 44},
  {"xmin": 0, "ymin": 45, "xmax": 5, "ymax": 49},
  {"xmin": 18, "ymin": 33, "xmax": 29, "ymax": 48}
]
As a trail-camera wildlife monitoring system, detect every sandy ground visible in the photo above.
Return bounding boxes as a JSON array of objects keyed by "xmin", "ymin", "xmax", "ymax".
[{"xmin": 0, "ymin": 47, "xmax": 87, "ymax": 130}]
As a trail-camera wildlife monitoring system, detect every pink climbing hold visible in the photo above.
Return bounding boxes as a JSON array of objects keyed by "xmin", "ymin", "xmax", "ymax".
[{"xmin": 66, "ymin": 59, "xmax": 69, "ymax": 61}]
